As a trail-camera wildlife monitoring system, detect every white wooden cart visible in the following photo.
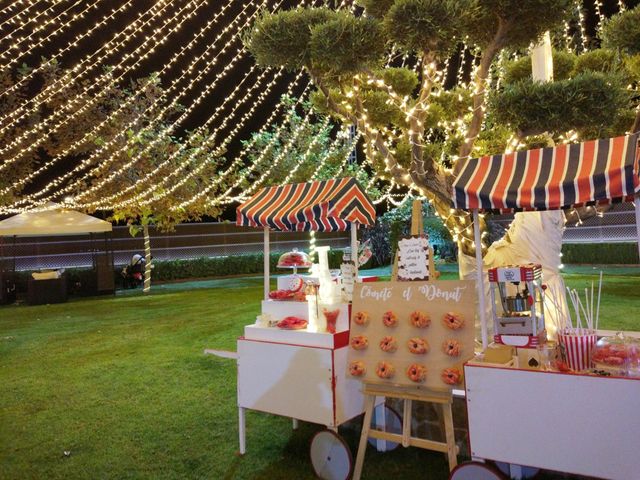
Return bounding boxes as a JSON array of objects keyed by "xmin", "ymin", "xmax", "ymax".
[
  {"xmin": 234, "ymin": 178, "xmax": 397, "ymax": 479},
  {"xmin": 450, "ymin": 134, "xmax": 640, "ymax": 479}
]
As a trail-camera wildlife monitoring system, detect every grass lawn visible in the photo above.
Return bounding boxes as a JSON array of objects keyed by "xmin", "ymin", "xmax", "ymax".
[{"xmin": 1, "ymin": 266, "xmax": 638, "ymax": 479}]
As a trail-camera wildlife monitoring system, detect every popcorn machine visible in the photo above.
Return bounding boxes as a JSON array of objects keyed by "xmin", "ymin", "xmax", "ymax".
[{"xmin": 488, "ymin": 264, "xmax": 546, "ymax": 348}]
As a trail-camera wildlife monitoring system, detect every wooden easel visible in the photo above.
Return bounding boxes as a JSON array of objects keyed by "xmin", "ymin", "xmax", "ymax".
[
  {"xmin": 391, "ymin": 199, "xmax": 439, "ymax": 280},
  {"xmin": 353, "ymin": 200, "xmax": 455, "ymax": 479},
  {"xmin": 353, "ymin": 382, "xmax": 458, "ymax": 479}
]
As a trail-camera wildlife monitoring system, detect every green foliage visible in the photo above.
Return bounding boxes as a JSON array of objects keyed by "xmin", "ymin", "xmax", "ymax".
[
  {"xmin": 625, "ymin": 54, "xmax": 640, "ymax": 80},
  {"xmin": 551, "ymin": 50, "xmax": 578, "ymax": 80},
  {"xmin": 601, "ymin": 5, "xmax": 640, "ymax": 56},
  {"xmin": 240, "ymin": 95, "xmax": 355, "ymax": 187},
  {"xmin": 364, "ymin": 198, "xmax": 455, "ymax": 265},
  {"xmin": 503, "ymin": 50, "xmax": 576, "ymax": 84},
  {"xmin": 467, "ymin": 0, "xmax": 572, "ymax": 49},
  {"xmin": 503, "ymin": 56, "xmax": 532, "ymax": 84},
  {"xmin": 573, "ymin": 49, "xmax": 621, "ymax": 76},
  {"xmin": 472, "ymin": 123, "xmax": 513, "ymax": 156},
  {"xmin": 152, "ymin": 251, "xmax": 343, "ymax": 281},
  {"xmin": 490, "ymin": 72, "xmax": 631, "ymax": 138},
  {"xmin": 243, "ymin": 7, "xmax": 334, "ymax": 71},
  {"xmin": 384, "ymin": 0, "xmax": 474, "ymax": 55},
  {"xmin": 357, "ymin": 0, "xmax": 395, "ymax": 18},
  {"xmin": 309, "ymin": 14, "xmax": 385, "ymax": 76},
  {"xmin": 362, "ymin": 90, "xmax": 405, "ymax": 127},
  {"xmin": 431, "ymin": 87, "xmax": 473, "ymax": 119},
  {"xmin": 561, "ymin": 243, "xmax": 639, "ymax": 265},
  {"xmin": 379, "ymin": 67, "xmax": 419, "ymax": 96}
]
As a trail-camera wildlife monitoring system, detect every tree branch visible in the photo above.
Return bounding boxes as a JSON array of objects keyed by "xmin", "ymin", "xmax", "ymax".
[
  {"xmin": 456, "ymin": 18, "xmax": 508, "ymax": 173},
  {"xmin": 310, "ymin": 72, "xmax": 413, "ymax": 188}
]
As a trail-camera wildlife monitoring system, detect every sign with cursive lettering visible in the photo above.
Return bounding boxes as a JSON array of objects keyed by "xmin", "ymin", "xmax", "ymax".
[
  {"xmin": 397, "ymin": 235, "xmax": 430, "ymax": 281},
  {"xmin": 348, "ymin": 280, "xmax": 476, "ymax": 390}
]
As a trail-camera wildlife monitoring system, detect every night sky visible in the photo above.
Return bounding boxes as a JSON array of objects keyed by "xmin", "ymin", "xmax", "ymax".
[{"xmin": 0, "ymin": 0, "xmax": 637, "ymax": 216}]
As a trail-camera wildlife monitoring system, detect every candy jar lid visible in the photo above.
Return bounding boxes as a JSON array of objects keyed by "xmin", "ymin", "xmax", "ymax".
[
  {"xmin": 592, "ymin": 332, "xmax": 639, "ymax": 376},
  {"xmin": 277, "ymin": 248, "xmax": 312, "ymax": 269}
]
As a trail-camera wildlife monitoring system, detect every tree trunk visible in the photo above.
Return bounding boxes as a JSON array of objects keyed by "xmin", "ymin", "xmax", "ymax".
[
  {"xmin": 458, "ymin": 210, "xmax": 566, "ymax": 341},
  {"xmin": 143, "ymin": 224, "xmax": 152, "ymax": 293}
]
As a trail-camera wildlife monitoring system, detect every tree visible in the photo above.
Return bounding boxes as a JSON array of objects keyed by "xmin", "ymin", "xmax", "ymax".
[
  {"xmin": 73, "ymin": 77, "xmax": 226, "ymax": 293},
  {"xmin": 0, "ymin": 60, "xmax": 123, "ymax": 207},
  {"xmin": 601, "ymin": 5, "xmax": 640, "ymax": 133},
  {"xmin": 239, "ymin": 94, "xmax": 382, "ymax": 198},
  {"xmin": 0, "ymin": 61, "xmax": 227, "ymax": 292},
  {"xmin": 244, "ymin": 2, "xmax": 637, "ymax": 257}
]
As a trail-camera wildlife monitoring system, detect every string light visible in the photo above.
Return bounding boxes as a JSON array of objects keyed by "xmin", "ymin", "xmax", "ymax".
[
  {"xmin": 0, "ymin": 0, "xmax": 168, "ymax": 147},
  {"xmin": 0, "ymin": 0, "xmax": 95, "ymax": 70},
  {"xmin": 0, "ymin": 0, "xmax": 209, "ymax": 165},
  {"xmin": 6, "ymin": 0, "xmax": 318, "ymax": 214},
  {"xmin": 1, "ymin": 0, "xmax": 254, "ymax": 202},
  {"xmin": 3, "ymin": 0, "xmax": 272, "ymax": 211}
]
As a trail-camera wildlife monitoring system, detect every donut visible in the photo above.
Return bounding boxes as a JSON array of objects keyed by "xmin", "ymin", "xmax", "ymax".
[
  {"xmin": 407, "ymin": 337, "xmax": 429, "ymax": 354},
  {"xmin": 442, "ymin": 339, "xmax": 461, "ymax": 357},
  {"xmin": 406, "ymin": 364, "xmax": 427, "ymax": 383},
  {"xmin": 376, "ymin": 361, "xmax": 395, "ymax": 379},
  {"xmin": 410, "ymin": 310, "xmax": 431, "ymax": 328},
  {"xmin": 442, "ymin": 312, "xmax": 464, "ymax": 330},
  {"xmin": 354, "ymin": 311, "xmax": 370, "ymax": 326},
  {"xmin": 441, "ymin": 367, "xmax": 462, "ymax": 385},
  {"xmin": 379, "ymin": 336, "xmax": 398, "ymax": 353},
  {"xmin": 350, "ymin": 335, "xmax": 369, "ymax": 350},
  {"xmin": 349, "ymin": 361, "xmax": 366, "ymax": 376},
  {"xmin": 382, "ymin": 311, "xmax": 398, "ymax": 327}
]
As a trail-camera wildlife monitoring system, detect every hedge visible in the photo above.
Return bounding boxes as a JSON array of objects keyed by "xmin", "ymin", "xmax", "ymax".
[
  {"xmin": 151, "ymin": 250, "xmax": 345, "ymax": 282},
  {"xmin": 561, "ymin": 243, "xmax": 639, "ymax": 265}
]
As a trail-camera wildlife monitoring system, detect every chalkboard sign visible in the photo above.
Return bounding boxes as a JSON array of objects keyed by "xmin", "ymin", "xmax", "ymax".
[{"xmin": 397, "ymin": 235, "xmax": 430, "ymax": 281}]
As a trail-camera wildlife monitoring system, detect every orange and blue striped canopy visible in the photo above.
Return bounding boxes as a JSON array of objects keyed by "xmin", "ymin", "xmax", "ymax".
[
  {"xmin": 236, "ymin": 177, "xmax": 376, "ymax": 231},
  {"xmin": 453, "ymin": 134, "xmax": 640, "ymax": 212}
]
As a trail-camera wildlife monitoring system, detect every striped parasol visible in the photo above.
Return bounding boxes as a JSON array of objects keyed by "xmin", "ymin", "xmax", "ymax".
[
  {"xmin": 452, "ymin": 134, "xmax": 640, "ymax": 212},
  {"xmin": 236, "ymin": 177, "xmax": 376, "ymax": 232}
]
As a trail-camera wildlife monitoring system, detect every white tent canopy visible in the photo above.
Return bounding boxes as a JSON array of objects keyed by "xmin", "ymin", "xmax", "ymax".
[{"xmin": 0, "ymin": 203, "xmax": 112, "ymax": 237}]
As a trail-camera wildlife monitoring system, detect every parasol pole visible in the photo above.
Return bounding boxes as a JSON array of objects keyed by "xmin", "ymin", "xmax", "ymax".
[
  {"xmin": 473, "ymin": 208, "xmax": 488, "ymax": 349},
  {"xmin": 263, "ymin": 226, "xmax": 270, "ymax": 300},
  {"xmin": 351, "ymin": 222, "xmax": 359, "ymax": 279},
  {"xmin": 635, "ymin": 195, "xmax": 640, "ymax": 264}
]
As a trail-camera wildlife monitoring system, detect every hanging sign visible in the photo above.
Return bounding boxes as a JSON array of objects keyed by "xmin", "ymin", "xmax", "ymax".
[{"xmin": 397, "ymin": 235, "xmax": 430, "ymax": 281}]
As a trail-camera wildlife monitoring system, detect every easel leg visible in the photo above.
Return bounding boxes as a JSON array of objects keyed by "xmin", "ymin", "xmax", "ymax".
[
  {"xmin": 402, "ymin": 399, "xmax": 412, "ymax": 448},
  {"xmin": 238, "ymin": 407, "xmax": 246, "ymax": 455},
  {"xmin": 373, "ymin": 397, "xmax": 387, "ymax": 452},
  {"xmin": 353, "ymin": 394, "xmax": 376, "ymax": 480},
  {"xmin": 441, "ymin": 401, "xmax": 457, "ymax": 470}
]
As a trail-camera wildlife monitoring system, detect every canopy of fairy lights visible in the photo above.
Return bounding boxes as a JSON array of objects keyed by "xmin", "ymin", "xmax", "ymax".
[{"xmin": 0, "ymin": 0, "xmax": 630, "ymax": 217}]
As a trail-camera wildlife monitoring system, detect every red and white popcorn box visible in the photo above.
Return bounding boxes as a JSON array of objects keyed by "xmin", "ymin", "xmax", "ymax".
[{"xmin": 558, "ymin": 329, "xmax": 597, "ymax": 372}]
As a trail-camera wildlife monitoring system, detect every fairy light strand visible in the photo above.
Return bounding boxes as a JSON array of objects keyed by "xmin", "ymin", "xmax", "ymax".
[{"xmin": 3, "ymin": 0, "xmax": 269, "ymax": 209}]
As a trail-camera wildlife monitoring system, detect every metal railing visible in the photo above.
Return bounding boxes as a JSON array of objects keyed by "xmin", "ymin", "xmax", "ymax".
[
  {"xmin": 488, "ymin": 203, "xmax": 638, "ymax": 244},
  {"xmin": 1, "ymin": 223, "xmax": 350, "ymax": 271}
]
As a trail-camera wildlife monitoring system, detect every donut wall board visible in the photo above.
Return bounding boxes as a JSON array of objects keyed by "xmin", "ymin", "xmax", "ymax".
[{"xmin": 348, "ymin": 280, "xmax": 476, "ymax": 390}]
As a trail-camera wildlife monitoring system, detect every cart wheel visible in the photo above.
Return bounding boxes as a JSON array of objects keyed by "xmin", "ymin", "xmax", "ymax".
[
  {"xmin": 310, "ymin": 429, "xmax": 353, "ymax": 480},
  {"xmin": 449, "ymin": 461, "xmax": 506, "ymax": 480},
  {"xmin": 367, "ymin": 404, "xmax": 402, "ymax": 452}
]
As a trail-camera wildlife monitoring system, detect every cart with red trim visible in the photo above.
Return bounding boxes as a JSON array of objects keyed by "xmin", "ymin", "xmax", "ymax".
[
  {"xmin": 449, "ymin": 133, "xmax": 640, "ymax": 480},
  {"xmin": 235, "ymin": 178, "xmax": 398, "ymax": 480}
]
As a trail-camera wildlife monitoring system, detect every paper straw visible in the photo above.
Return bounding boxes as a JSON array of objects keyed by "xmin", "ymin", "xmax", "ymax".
[
  {"xmin": 596, "ymin": 271, "xmax": 603, "ymax": 332},
  {"xmin": 576, "ymin": 294, "xmax": 589, "ymax": 328},
  {"xmin": 590, "ymin": 281, "xmax": 595, "ymax": 331}
]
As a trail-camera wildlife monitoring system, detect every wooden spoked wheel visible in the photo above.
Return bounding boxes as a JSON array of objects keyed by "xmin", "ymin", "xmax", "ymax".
[{"xmin": 310, "ymin": 429, "xmax": 353, "ymax": 480}]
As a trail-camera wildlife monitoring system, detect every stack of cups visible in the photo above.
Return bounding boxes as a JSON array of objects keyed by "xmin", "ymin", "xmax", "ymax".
[{"xmin": 557, "ymin": 328, "xmax": 597, "ymax": 372}]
